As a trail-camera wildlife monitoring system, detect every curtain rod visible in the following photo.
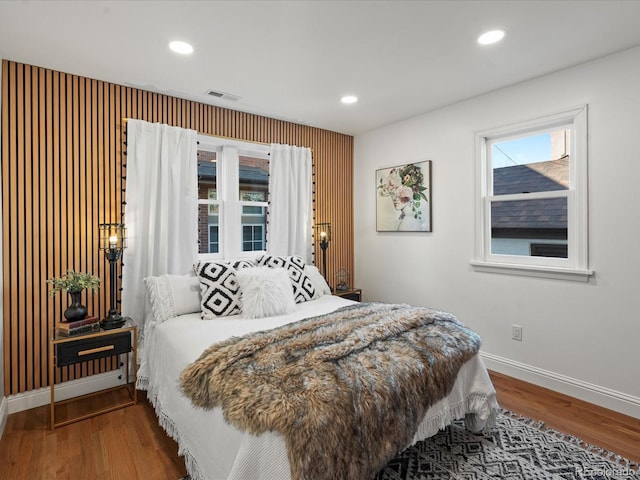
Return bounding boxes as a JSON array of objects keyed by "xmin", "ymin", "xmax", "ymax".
[{"xmin": 121, "ymin": 118, "xmax": 271, "ymax": 147}]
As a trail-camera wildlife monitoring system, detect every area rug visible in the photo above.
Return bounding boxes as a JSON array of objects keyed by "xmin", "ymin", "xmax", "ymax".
[{"xmin": 375, "ymin": 410, "xmax": 639, "ymax": 480}]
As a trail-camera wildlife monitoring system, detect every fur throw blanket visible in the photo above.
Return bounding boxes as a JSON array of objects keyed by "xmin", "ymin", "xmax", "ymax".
[{"xmin": 180, "ymin": 302, "xmax": 481, "ymax": 480}]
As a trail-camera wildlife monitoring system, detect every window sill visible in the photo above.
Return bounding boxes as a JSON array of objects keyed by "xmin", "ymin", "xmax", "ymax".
[{"xmin": 470, "ymin": 261, "xmax": 594, "ymax": 282}]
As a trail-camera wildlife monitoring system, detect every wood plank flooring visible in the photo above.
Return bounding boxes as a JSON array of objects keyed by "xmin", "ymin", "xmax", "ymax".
[
  {"xmin": 0, "ymin": 372, "xmax": 638, "ymax": 479},
  {"xmin": 0, "ymin": 391, "xmax": 186, "ymax": 480},
  {"xmin": 490, "ymin": 370, "xmax": 640, "ymax": 464}
]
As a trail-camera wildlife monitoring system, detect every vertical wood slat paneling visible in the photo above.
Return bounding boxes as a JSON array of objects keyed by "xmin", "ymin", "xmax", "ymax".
[
  {"xmin": 3, "ymin": 61, "xmax": 13, "ymax": 393},
  {"xmin": 16, "ymin": 63, "xmax": 26, "ymax": 393},
  {"xmin": 2, "ymin": 60, "xmax": 353, "ymax": 396},
  {"xmin": 44, "ymin": 68, "xmax": 54, "ymax": 386},
  {"xmin": 36, "ymin": 66, "xmax": 46, "ymax": 390},
  {"xmin": 25, "ymin": 65, "xmax": 35, "ymax": 391}
]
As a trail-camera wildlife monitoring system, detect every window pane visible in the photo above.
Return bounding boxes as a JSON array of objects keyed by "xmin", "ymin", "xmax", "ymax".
[
  {"xmin": 208, "ymin": 225, "xmax": 220, "ymax": 253},
  {"xmin": 198, "ymin": 151, "xmax": 217, "ymax": 200},
  {"xmin": 239, "ymin": 155, "xmax": 269, "ymax": 201},
  {"xmin": 241, "ymin": 223, "xmax": 265, "ymax": 252},
  {"xmin": 242, "ymin": 205, "xmax": 265, "ymax": 216},
  {"xmin": 198, "ymin": 204, "xmax": 219, "ymax": 254},
  {"xmin": 492, "ymin": 130, "xmax": 570, "ymax": 195},
  {"xmin": 241, "ymin": 205, "xmax": 266, "ymax": 252},
  {"xmin": 491, "ymin": 197, "xmax": 567, "ymax": 258}
]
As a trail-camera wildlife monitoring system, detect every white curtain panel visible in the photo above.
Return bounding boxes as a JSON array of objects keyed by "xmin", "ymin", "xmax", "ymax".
[
  {"xmin": 121, "ymin": 119, "xmax": 198, "ymax": 335},
  {"xmin": 267, "ymin": 143, "xmax": 313, "ymax": 264}
]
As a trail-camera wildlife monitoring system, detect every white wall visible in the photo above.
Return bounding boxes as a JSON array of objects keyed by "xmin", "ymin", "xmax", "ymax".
[{"xmin": 354, "ymin": 46, "xmax": 640, "ymax": 418}]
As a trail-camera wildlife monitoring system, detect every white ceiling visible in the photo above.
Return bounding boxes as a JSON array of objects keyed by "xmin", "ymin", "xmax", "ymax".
[{"xmin": 1, "ymin": 0, "xmax": 640, "ymax": 136}]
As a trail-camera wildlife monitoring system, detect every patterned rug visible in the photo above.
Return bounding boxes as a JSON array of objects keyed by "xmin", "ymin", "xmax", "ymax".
[{"xmin": 375, "ymin": 410, "xmax": 639, "ymax": 480}]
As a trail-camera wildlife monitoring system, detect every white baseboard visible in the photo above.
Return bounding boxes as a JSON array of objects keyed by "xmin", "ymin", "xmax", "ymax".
[
  {"xmin": 481, "ymin": 351, "xmax": 640, "ymax": 420},
  {"xmin": 0, "ymin": 396, "xmax": 8, "ymax": 440},
  {"xmin": 7, "ymin": 370, "xmax": 124, "ymax": 415}
]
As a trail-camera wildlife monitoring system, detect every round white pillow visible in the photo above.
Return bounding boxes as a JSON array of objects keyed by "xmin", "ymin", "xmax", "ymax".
[{"xmin": 236, "ymin": 266, "xmax": 296, "ymax": 319}]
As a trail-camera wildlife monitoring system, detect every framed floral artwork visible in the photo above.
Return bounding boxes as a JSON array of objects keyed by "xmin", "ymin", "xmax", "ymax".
[{"xmin": 376, "ymin": 161, "xmax": 432, "ymax": 232}]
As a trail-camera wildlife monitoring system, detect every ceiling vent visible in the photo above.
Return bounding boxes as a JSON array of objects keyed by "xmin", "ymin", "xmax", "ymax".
[{"xmin": 206, "ymin": 89, "xmax": 240, "ymax": 102}]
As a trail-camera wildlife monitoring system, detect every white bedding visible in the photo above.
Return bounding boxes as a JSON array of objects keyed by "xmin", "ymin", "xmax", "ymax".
[{"xmin": 138, "ymin": 295, "xmax": 499, "ymax": 480}]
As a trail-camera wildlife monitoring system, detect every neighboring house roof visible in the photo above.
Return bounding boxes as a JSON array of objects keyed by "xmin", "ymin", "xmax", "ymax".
[
  {"xmin": 198, "ymin": 161, "xmax": 269, "ymax": 185},
  {"xmin": 493, "ymin": 156, "xmax": 568, "ymax": 195},
  {"xmin": 492, "ymin": 157, "xmax": 568, "ymax": 232},
  {"xmin": 239, "ymin": 165, "xmax": 269, "ymax": 185}
]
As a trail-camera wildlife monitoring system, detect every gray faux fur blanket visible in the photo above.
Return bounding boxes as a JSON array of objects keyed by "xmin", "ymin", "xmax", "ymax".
[{"xmin": 180, "ymin": 302, "xmax": 481, "ymax": 480}]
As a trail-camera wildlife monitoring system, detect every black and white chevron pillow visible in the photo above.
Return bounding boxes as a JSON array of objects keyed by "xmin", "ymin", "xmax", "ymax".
[
  {"xmin": 256, "ymin": 255, "xmax": 316, "ymax": 303},
  {"xmin": 194, "ymin": 259, "xmax": 255, "ymax": 318}
]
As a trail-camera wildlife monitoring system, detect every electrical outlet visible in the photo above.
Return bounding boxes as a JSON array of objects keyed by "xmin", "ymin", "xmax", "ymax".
[{"xmin": 512, "ymin": 324, "xmax": 523, "ymax": 341}]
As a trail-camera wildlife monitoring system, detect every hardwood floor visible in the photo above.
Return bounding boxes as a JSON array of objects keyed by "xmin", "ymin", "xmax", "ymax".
[
  {"xmin": 0, "ymin": 391, "xmax": 186, "ymax": 480},
  {"xmin": 490, "ymin": 370, "xmax": 640, "ymax": 464},
  {"xmin": 0, "ymin": 373, "xmax": 638, "ymax": 479}
]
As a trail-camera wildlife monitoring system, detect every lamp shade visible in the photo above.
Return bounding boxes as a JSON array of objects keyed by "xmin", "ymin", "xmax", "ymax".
[
  {"xmin": 99, "ymin": 223, "xmax": 127, "ymax": 251},
  {"xmin": 315, "ymin": 223, "xmax": 331, "ymax": 244}
]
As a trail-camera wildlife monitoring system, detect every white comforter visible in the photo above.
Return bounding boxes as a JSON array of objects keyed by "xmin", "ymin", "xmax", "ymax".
[{"xmin": 138, "ymin": 295, "xmax": 499, "ymax": 480}]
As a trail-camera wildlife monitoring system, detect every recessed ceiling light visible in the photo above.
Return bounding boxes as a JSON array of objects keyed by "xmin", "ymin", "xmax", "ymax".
[
  {"xmin": 341, "ymin": 95, "xmax": 358, "ymax": 104},
  {"xmin": 169, "ymin": 40, "xmax": 194, "ymax": 55},
  {"xmin": 478, "ymin": 30, "xmax": 505, "ymax": 46}
]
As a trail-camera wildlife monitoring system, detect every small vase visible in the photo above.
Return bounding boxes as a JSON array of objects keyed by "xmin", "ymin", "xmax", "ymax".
[{"xmin": 64, "ymin": 291, "xmax": 88, "ymax": 321}]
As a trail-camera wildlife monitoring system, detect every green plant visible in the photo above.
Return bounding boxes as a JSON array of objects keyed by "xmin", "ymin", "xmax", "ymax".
[{"xmin": 47, "ymin": 270, "xmax": 101, "ymax": 296}]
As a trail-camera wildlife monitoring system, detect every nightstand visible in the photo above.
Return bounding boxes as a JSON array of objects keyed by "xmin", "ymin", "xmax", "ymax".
[
  {"xmin": 333, "ymin": 288, "xmax": 362, "ymax": 302},
  {"xmin": 49, "ymin": 325, "xmax": 137, "ymax": 429}
]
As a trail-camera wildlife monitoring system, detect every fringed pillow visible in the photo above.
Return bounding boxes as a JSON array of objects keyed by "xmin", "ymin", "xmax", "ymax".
[
  {"xmin": 144, "ymin": 275, "xmax": 173, "ymax": 324},
  {"xmin": 305, "ymin": 265, "xmax": 332, "ymax": 299},
  {"xmin": 144, "ymin": 274, "xmax": 201, "ymax": 324},
  {"xmin": 195, "ymin": 259, "xmax": 255, "ymax": 318},
  {"xmin": 256, "ymin": 255, "xmax": 316, "ymax": 303},
  {"xmin": 236, "ymin": 267, "xmax": 296, "ymax": 318}
]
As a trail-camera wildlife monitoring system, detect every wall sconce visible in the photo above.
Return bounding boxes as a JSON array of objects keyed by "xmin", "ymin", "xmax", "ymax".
[
  {"xmin": 315, "ymin": 222, "xmax": 331, "ymax": 282},
  {"xmin": 99, "ymin": 223, "xmax": 127, "ymax": 329}
]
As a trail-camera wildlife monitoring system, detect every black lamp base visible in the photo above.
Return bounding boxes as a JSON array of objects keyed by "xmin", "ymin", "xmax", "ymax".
[{"xmin": 101, "ymin": 311, "xmax": 125, "ymax": 330}]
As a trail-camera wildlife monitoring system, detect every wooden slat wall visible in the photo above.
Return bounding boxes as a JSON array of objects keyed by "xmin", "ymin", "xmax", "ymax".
[{"xmin": 2, "ymin": 60, "xmax": 354, "ymax": 396}]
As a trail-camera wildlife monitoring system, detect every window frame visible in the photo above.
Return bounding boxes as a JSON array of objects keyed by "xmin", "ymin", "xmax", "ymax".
[
  {"xmin": 197, "ymin": 136, "xmax": 270, "ymax": 261},
  {"xmin": 471, "ymin": 105, "xmax": 593, "ymax": 281},
  {"xmin": 208, "ymin": 224, "xmax": 220, "ymax": 254},
  {"xmin": 197, "ymin": 145, "xmax": 222, "ymax": 259},
  {"xmin": 241, "ymin": 223, "xmax": 266, "ymax": 252}
]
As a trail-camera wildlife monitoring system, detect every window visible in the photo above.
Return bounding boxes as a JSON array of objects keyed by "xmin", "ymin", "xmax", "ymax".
[
  {"xmin": 197, "ymin": 137, "xmax": 270, "ymax": 260},
  {"xmin": 198, "ymin": 150, "xmax": 219, "ymax": 254},
  {"xmin": 208, "ymin": 225, "xmax": 220, "ymax": 253},
  {"xmin": 242, "ymin": 224, "xmax": 265, "ymax": 251},
  {"xmin": 472, "ymin": 106, "xmax": 593, "ymax": 281}
]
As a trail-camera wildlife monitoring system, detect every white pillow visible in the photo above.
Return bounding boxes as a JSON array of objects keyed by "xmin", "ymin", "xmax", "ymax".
[
  {"xmin": 144, "ymin": 274, "xmax": 201, "ymax": 324},
  {"xmin": 236, "ymin": 266, "xmax": 296, "ymax": 319},
  {"xmin": 144, "ymin": 276, "xmax": 172, "ymax": 324},
  {"xmin": 305, "ymin": 265, "xmax": 332, "ymax": 299},
  {"xmin": 167, "ymin": 274, "xmax": 201, "ymax": 315}
]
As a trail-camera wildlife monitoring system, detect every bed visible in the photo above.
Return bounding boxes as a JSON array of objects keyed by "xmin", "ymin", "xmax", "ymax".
[{"xmin": 137, "ymin": 259, "xmax": 499, "ymax": 480}]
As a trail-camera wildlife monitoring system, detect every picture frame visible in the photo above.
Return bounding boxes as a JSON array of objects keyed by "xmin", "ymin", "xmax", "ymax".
[{"xmin": 376, "ymin": 160, "xmax": 432, "ymax": 232}]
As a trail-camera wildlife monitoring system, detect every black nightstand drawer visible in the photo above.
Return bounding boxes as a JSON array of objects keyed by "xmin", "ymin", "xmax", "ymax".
[
  {"xmin": 56, "ymin": 331, "xmax": 132, "ymax": 367},
  {"xmin": 340, "ymin": 291, "xmax": 361, "ymax": 301},
  {"xmin": 334, "ymin": 288, "xmax": 362, "ymax": 302}
]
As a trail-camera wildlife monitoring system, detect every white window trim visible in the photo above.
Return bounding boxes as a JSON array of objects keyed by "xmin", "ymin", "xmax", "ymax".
[
  {"xmin": 472, "ymin": 105, "xmax": 594, "ymax": 282},
  {"xmin": 197, "ymin": 136, "xmax": 270, "ymax": 261}
]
